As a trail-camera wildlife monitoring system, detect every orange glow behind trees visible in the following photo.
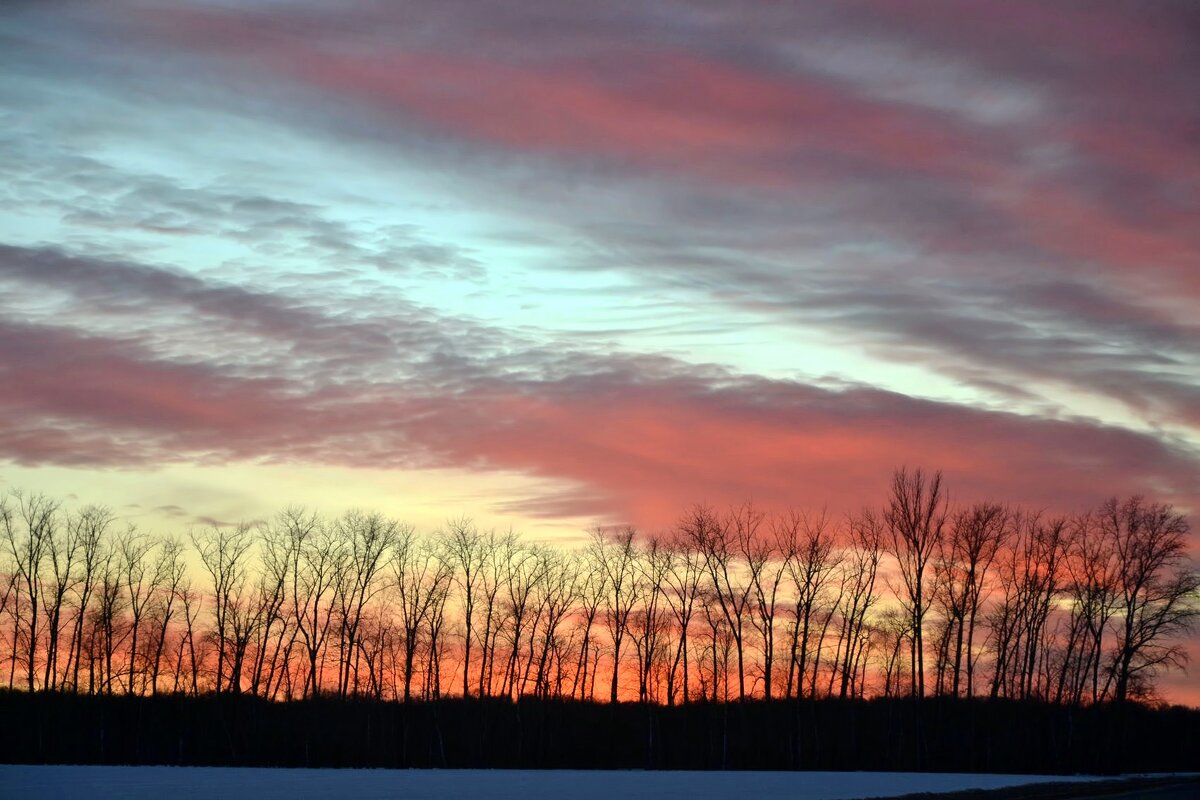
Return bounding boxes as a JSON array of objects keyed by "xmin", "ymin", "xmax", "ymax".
[{"xmin": 2, "ymin": 469, "xmax": 1196, "ymax": 707}]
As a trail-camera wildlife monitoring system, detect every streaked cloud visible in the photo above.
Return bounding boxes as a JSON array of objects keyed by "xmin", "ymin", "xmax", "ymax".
[{"xmin": 1, "ymin": 0, "xmax": 1197, "ymax": 531}]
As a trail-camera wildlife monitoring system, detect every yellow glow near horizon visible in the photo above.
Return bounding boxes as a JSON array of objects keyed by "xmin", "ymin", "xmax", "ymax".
[{"xmin": 0, "ymin": 462, "xmax": 598, "ymax": 545}]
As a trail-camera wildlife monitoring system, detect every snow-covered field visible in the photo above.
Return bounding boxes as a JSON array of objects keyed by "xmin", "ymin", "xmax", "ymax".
[{"xmin": 0, "ymin": 766, "xmax": 1111, "ymax": 800}]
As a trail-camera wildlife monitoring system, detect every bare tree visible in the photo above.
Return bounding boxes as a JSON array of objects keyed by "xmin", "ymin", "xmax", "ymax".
[
  {"xmin": 444, "ymin": 516, "xmax": 485, "ymax": 697},
  {"xmin": 988, "ymin": 512, "xmax": 1068, "ymax": 700},
  {"xmin": 570, "ymin": 559, "xmax": 605, "ymax": 701},
  {"xmin": 591, "ymin": 525, "xmax": 640, "ymax": 704},
  {"xmin": 1, "ymin": 482, "xmax": 1196, "ymax": 708},
  {"xmin": 498, "ymin": 540, "xmax": 546, "ymax": 698},
  {"xmin": 1101, "ymin": 498, "xmax": 1200, "ymax": 702},
  {"xmin": 530, "ymin": 549, "xmax": 582, "ymax": 698},
  {"xmin": 877, "ymin": 607, "xmax": 912, "ymax": 698},
  {"xmin": 40, "ymin": 506, "xmax": 84, "ymax": 690},
  {"xmin": 662, "ymin": 532, "xmax": 703, "ymax": 705},
  {"xmin": 146, "ymin": 538, "xmax": 186, "ymax": 694},
  {"xmin": 884, "ymin": 468, "xmax": 946, "ymax": 698},
  {"xmin": 192, "ymin": 523, "xmax": 255, "ymax": 695},
  {"xmin": 277, "ymin": 509, "xmax": 345, "ymax": 697},
  {"xmin": 92, "ymin": 542, "xmax": 124, "ymax": 694},
  {"xmin": 424, "ymin": 562, "xmax": 453, "ymax": 700},
  {"xmin": 0, "ymin": 495, "xmax": 17, "ymax": 689},
  {"xmin": 745, "ymin": 514, "xmax": 789, "ymax": 699},
  {"xmin": 4, "ymin": 491, "xmax": 59, "ymax": 690},
  {"xmin": 630, "ymin": 537, "xmax": 673, "ymax": 703},
  {"xmin": 934, "ymin": 503, "xmax": 1009, "ymax": 697},
  {"xmin": 249, "ymin": 522, "xmax": 291, "ymax": 698},
  {"xmin": 1060, "ymin": 510, "xmax": 1120, "ymax": 703},
  {"xmin": 683, "ymin": 504, "xmax": 756, "ymax": 700},
  {"xmin": 118, "ymin": 529, "xmax": 156, "ymax": 694},
  {"xmin": 335, "ymin": 510, "xmax": 398, "ymax": 696},
  {"xmin": 0, "ymin": 548, "xmax": 16, "ymax": 690},
  {"xmin": 779, "ymin": 509, "xmax": 841, "ymax": 699},
  {"xmin": 393, "ymin": 525, "xmax": 452, "ymax": 702},
  {"xmin": 65, "ymin": 505, "xmax": 112, "ymax": 692},
  {"xmin": 697, "ymin": 586, "xmax": 734, "ymax": 702},
  {"xmin": 475, "ymin": 529, "xmax": 512, "ymax": 698},
  {"xmin": 176, "ymin": 578, "xmax": 203, "ymax": 695},
  {"xmin": 832, "ymin": 509, "xmax": 883, "ymax": 699}
]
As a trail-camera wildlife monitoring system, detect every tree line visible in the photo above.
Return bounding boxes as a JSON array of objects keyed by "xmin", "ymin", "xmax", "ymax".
[
  {"xmin": 2, "ymin": 468, "xmax": 1197, "ymax": 708},
  {"xmin": 5, "ymin": 691, "xmax": 1198, "ymax": 773}
]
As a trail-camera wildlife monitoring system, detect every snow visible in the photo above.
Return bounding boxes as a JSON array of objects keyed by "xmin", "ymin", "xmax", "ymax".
[{"xmin": 0, "ymin": 765, "xmax": 1113, "ymax": 800}]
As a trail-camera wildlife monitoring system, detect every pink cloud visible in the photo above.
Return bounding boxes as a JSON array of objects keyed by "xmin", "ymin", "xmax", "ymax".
[
  {"xmin": 130, "ymin": 2, "xmax": 1200, "ymax": 311},
  {"xmin": 3, "ymin": 320, "xmax": 1195, "ymax": 529}
]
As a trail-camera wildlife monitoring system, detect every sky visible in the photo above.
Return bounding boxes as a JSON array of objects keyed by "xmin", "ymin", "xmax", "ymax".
[{"xmin": 1, "ymin": 0, "xmax": 1198, "ymax": 545}]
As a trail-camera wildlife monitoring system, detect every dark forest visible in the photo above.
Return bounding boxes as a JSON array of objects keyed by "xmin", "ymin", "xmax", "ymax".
[
  {"xmin": 3, "ymin": 469, "xmax": 1198, "ymax": 774},
  {"xmin": 4, "ymin": 691, "xmax": 1199, "ymax": 774}
]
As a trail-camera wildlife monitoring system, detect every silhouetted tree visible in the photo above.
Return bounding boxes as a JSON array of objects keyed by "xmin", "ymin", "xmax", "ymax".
[
  {"xmin": 934, "ymin": 502, "xmax": 1009, "ymax": 697},
  {"xmin": 40, "ymin": 503, "xmax": 83, "ymax": 691},
  {"xmin": 989, "ymin": 512, "xmax": 1069, "ymax": 700},
  {"xmin": 630, "ymin": 537, "xmax": 671, "ymax": 703},
  {"xmin": 831, "ymin": 509, "xmax": 883, "ymax": 698},
  {"xmin": 65, "ymin": 506, "xmax": 113, "ymax": 692},
  {"xmin": 684, "ymin": 504, "xmax": 756, "ymax": 700},
  {"xmin": 661, "ymin": 531, "xmax": 702, "ymax": 705},
  {"xmin": 591, "ymin": 525, "xmax": 639, "ymax": 704},
  {"xmin": 445, "ymin": 516, "xmax": 485, "ymax": 698},
  {"xmin": 884, "ymin": 468, "xmax": 946, "ymax": 698},
  {"xmin": 3, "ymin": 492, "xmax": 59, "ymax": 691},
  {"xmin": 0, "ymin": 475, "xmax": 1194, "ymax": 713},
  {"xmin": 118, "ymin": 529, "xmax": 156, "ymax": 694},
  {"xmin": 779, "ymin": 509, "xmax": 841, "ymax": 699},
  {"xmin": 1101, "ymin": 497, "xmax": 1200, "ymax": 702},
  {"xmin": 335, "ymin": 510, "xmax": 398, "ymax": 696},
  {"xmin": 192, "ymin": 523, "xmax": 254, "ymax": 695},
  {"xmin": 393, "ymin": 525, "xmax": 451, "ymax": 702},
  {"xmin": 146, "ymin": 538, "xmax": 186, "ymax": 694}
]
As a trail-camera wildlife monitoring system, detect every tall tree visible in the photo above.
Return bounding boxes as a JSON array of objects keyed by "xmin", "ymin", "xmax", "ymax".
[
  {"xmin": 192, "ymin": 523, "xmax": 254, "ymax": 695},
  {"xmin": 935, "ymin": 503, "xmax": 1009, "ymax": 697},
  {"xmin": 335, "ymin": 510, "xmax": 398, "ymax": 696},
  {"xmin": 662, "ymin": 531, "xmax": 703, "ymax": 705},
  {"xmin": 1102, "ymin": 498, "xmax": 1200, "ymax": 702},
  {"xmin": 684, "ymin": 504, "xmax": 756, "ymax": 700},
  {"xmin": 745, "ymin": 514, "xmax": 789, "ymax": 699},
  {"xmin": 65, "ymin": 506, "xmax": 113, "ymax": 692},
  {"xmin": 393, "ymin": 525, "xmax": 452, "ymax": 702},
  {"xmin": 147, "ymin": 538, "xmax": 187, "ymax": 694},
  {"xmin": 591, "ymin": 525, "xmax": 640, "ymax": 704},
  {"xmin": 832, "ymin": 509, "xmax": 883, "ymax": 699},
  {"xmin": 779, "ymin": 509, "xmax": 841, "ymax": 699},
  {"xmin": 445, "ymin": 516, "xmax": 485, "ymax": 697},
  {"xmin": 40, "ymin": 506, "xmax": 84, "ymax": 690},
  {"xmin": 3, "ymin": 492, "xmax": 59, "ymax": 690},
  {"xmin": 884, "ymin": 467, "xmax": 946, "ymax": 698},
  {"xmin": 118, "ymin": 529, "xmax": 156, "ymax": 694}
]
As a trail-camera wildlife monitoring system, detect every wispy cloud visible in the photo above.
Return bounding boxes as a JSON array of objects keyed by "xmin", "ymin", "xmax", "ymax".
[
  {"xmin": 1, "ymin": 0, "xmax": 1198, "ymax": 528},
  {"xmin": 2, "ymin": 247, "xmax": 1196, "ymax": 526}
]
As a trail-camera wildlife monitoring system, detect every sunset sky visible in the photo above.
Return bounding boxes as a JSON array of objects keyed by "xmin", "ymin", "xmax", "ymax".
[{"xmin": 1, "ymin": 1, "xmax": 1198, "ymax": 544}]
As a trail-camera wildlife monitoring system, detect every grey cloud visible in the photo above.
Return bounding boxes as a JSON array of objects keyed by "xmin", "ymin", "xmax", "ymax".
[{"xmin": 2, "ymin": 0, "xmax": 1199, "ymax": 514}]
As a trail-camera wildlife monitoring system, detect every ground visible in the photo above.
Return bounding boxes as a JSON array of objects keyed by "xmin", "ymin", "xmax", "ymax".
[{"xmin": 1, "ymin": 766, "xmax": 1176, "ymax": 800}]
